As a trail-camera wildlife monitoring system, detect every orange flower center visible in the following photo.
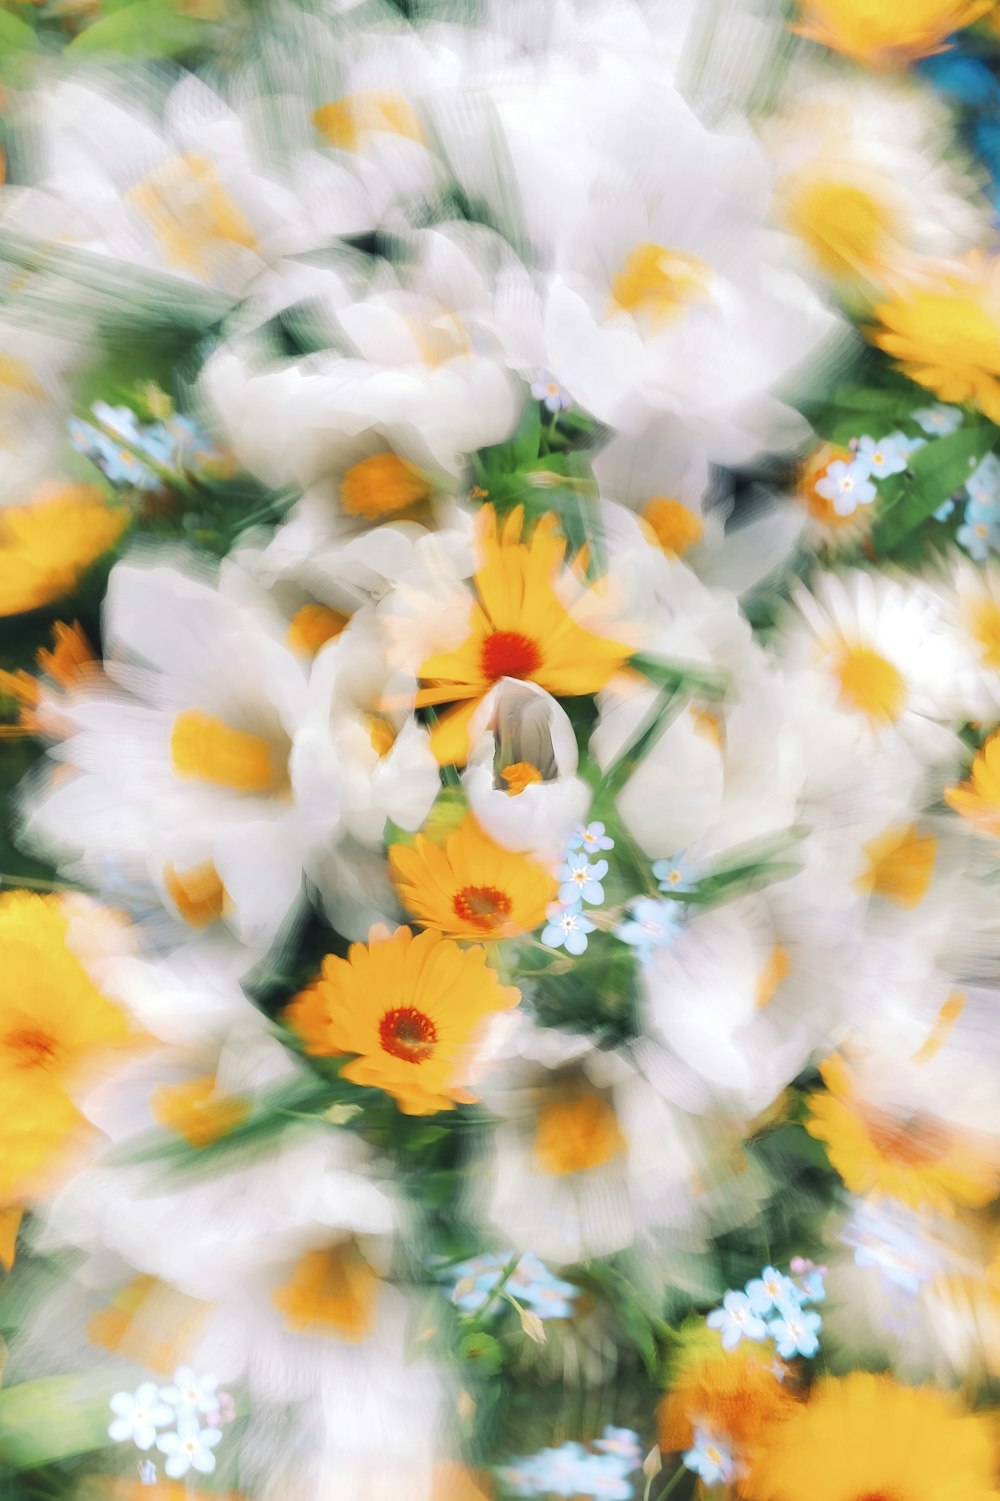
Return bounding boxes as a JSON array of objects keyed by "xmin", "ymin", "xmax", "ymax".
[
  {"xmin": 5, "ymin": 1026, "xmax": 59, "ymax": 1070},
  {"xmin": 480, "ymin": 630, "xmax": 542, "ymax": 682},
  {"xmin": 452, "ymin": 885, "xmax": 513, "ymax": 930},
  {"xmin": 864, "ymin": 1107, "xmax": 949, "ymax": 1167},
  {"xmin": 500, "ymin": 761, "xmax": 544, "ymax": 796},
  {"xmin": 378, "ymin": 1005, "xmax": 437, "ymax": 1063}
]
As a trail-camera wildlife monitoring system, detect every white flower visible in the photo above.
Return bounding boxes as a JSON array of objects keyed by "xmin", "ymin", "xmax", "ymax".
[
  {"xmin": 160, "ymin": 1367, "xmax": 219, "ymax": 1418},
  {"xmin": 156, "ymin": 1415, "xmax": 223, "ymax": 1479},
  {"xmin": 108, "ymin": 1383, "xmax": 175, "ymax": 1451}
]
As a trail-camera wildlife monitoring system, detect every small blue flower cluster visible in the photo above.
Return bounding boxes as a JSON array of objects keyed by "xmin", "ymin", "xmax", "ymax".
[
  {"xmin": 816, "ymin": 430, "xmax": 924, "ymax": 519},
  {"xmin": 952, "ymin": 452, "xmax": 1000, "ymax": 560},
  {"xmin": 498, "ymin": 1427, "xmax": 642, "ymax": 1499},
  {"xmin": 108, "ymin": 1367, "xmax": 234, "ymax": 1481},
  {"xmin": 444, "ymin": 1250, "xmax": 579, "ymax": 1320},
  {"xmin": 705, "ymin": 1259, "xmax": 826, "ymax": 1360},
  {"xmin": 70, "ymin": 403, "xmax": 224, "ymax": 490},
  {"xmin": 531, "ymin": 370, "xmax": 574, "ymax": 413},
  {"xmin": 541, "ymin": 822, "xmax": 614, "ymax": 956}
]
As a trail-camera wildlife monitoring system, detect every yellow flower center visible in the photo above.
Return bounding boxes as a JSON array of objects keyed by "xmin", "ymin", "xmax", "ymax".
[
  {"xmin": 863, "ymin": 1106, "xmax": 950, "ymax": 1168},
  {"xmin": 340, "ymin": 454, "xmax": 431, "ymax": 520},
  {"xmin": 833, "ymin": 644, "xmax": 907, "ymax": 723},
  {"xmin": 150, "ymin": 1075, "xmax": 250, "ymax": 1148},
  {"xmin": 163, "ymin": 860, "xmax": 228, "ymax": 928},
  {"xmin": 500, "ymin": 761, "xmax": 544, "ymax": 796},
  {"xmin": 170, "ymin": 710, "xmax": 280, "ymax": 794},
  {"xmin": 610, "ymin": 243, "xmax": 713, "ymax": 327},
  {"xmin": 4, "ymin": 1025, "xmax": 60, "ymax": 1071},
  {"xmin": 641, "ymin": 497, "xmax": 705, "ymax": 557},
  {"xmin": 366, "ymin": 713, "xmax": 398, "ymax": 759},
  {"xmin": 965, "ymin": 594, "xmax": 1000, "ymax": 670},
  {"xmin": 127, "ymin": 153, "xmax": 258, "ymax": 280},
  {"xmin": 312, "ymin": 91, "xmax": 424, "ymax": 153},
  {"xmin": 785, "ymin": 177, "xmax": 897, "ymax": 277},
  {"xmin": 755, "ymin": 944, "xmax": 791, "ymax": 1008},
  {"xmin": 286, "ymin": 604, "xmax": 348, "ymax": 658},
  {"xmin": 533, "ymin": 1092, "xmax": 625, "ymax": 1176},
  {"xmin": 857, "ymin": 824, "xmax": 937, "ymax": 908},
  {"xmin": 273, "ymin": 1243, "xmax": 382, "ymax": 1339}
]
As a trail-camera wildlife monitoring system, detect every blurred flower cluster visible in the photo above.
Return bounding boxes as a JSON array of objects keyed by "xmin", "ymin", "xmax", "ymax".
[{"xmin": 2, "ymin": 1, "xmax": 1000, "ymax": 1500}]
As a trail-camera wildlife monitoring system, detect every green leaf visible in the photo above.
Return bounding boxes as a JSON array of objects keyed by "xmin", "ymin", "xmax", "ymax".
[
  {"xmin": 0, "ymin": 9, "xmax": 37, "ymax": 56},
  {"xmin": 0, "ymin": 1370, "xmax": 133, "ymax": 1469},
  {"xmin": 511, "ymin": 403, "xmax": 542, "ymax": 468},
  {"xmin": 67, "ymin": 0, "xmax": 209, "ymax": 59},
  {"xmin": 873, "ymin": 423, "xmax": 998, "ymax": 551}
]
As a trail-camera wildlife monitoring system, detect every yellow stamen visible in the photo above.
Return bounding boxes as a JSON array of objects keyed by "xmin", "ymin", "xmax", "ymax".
[
  {"xmin": 833, "ymin": 643, "xmax": 906, "ymax": 723},
  {"xmin": 500, "ymin": 761, "xmax": 543, "ymax": 796},
  {"xmin": 150, "ymin": 1075, "xmax": 250, "ymax": 1148},
  {"xmin": 641, "ymin": 497, "xmax": 704, "ymax": 557},
  {"xmin": 163, "ymin": 860, "xmax": 228, "ymax": 928},
  {"xmin": 785, "ymin": 177, "xmax": 898, "ymax": 277},
  {"xmin": 170, "ymin": 710, "xmax": 276, "ymax": 793},
  {"xmin": 273, "ymin": 1242, "xmax": 381, "ymax": 1339},
  {"xmin": 340, "ymin": 454, "xmax": 431, "ymax": 521},
  {"xmin": 127, "ymin": 153, "xmax": 258, "ymax": 280},
  {"xmin": 286, "ymin": 603, "xmax": 348, "ymax": 657},
  {"xmin": 533, "ymin": 1093, "xmax": 625, "ymax": 1176},
  {"xmin": 857, "ymin": 824, "xmax": 937, "ymax": 908},
  {"xmin": 312, "ymin": 91, "xmax": 424, "ymax": 153},
  {"xmin": 611, "ymin": 243, "xmax": 712, "ymax": 326},
  {"xmin": 366, "ymin": 713, "xmax": 397, "ymax": 759}
]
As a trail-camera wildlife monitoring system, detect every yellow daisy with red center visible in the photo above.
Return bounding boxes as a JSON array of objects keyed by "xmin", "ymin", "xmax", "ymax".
[
  {"xmin": 414, "ymin": 506, "xmax": 633, "ymax": 766},
  {"xmin": 285, "ymin": 922, "xmax": 521, "ymax": 1116}
]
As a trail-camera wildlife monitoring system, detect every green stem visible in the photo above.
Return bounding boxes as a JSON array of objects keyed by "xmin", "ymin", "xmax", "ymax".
[
  {"xmin": 466, "ymin": 1251, "xmax": 522, "ymax": 1325},
  {"xmin": 654, "ymin": 1464, "xmax": 689, "ymax": 1501}
]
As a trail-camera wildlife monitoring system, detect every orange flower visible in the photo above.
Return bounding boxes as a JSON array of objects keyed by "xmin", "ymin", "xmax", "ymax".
[
  {"xmin": 415, "ymin": 507, "xmax": 632, "ymax": 765},
  {"xmin": 284, "ymin": 926, "xmax": 519, "ymax": 1115},
  {"xmin": 389, "ymin": 813, "xmax": 556, "ymax": 941}
]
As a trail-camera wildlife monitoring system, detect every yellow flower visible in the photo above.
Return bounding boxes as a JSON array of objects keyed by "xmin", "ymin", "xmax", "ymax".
[
  {"xmin": 0, "ymin": 891, "xmax": 133, "ymax": 1204},
  {"xmin": 415, "ymin": 506, "xmax": 632, "ymax": 765},
  {"xmin": 742, "ymin": 1371, "xmax": 1000, "ymax": 1501},
  {"xmin": 792, "ymin": 0, "xmax": 994, "ymax": 67},
  {"xmin": 283, "ymin": 925, "xmax": 520, "ymax": 1115},
  {"xmin": 806, "ymin": 1055, "xmax": 998, "ymax": 1215},
  {"xmin": 946, "ymin": 731, "xmax": 1000, "ymax": 836},
  {"xmin": 658, "ymin": 1336, "xmax": 799, "ymax": 1459},
  {"xmin": 389, "ymin": 813, "xmax": 556, "ymax": 941},
  {"xmin": 0, "ymin": 488, "xmax": 128, "ymax": 617},
  {"xmin": 870, "ymin": 255, "xmax": 1000, "ymax": 423}
]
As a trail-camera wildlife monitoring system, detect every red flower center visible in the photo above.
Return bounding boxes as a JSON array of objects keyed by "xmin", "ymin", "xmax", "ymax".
[
  {"xmin": 6, "ymin": 1027, "xmax": 59, "ymax": 1070},
  {"xmin": 452, "ymin": 885, "xmax": 513, "ymax": 930},
  {"xmin": 378, "ymin": 1006, "xmax": 438, "ymax": 1064},
  {"xmin": 480, "ymin": 630, "xmax": 542, "ymax": 682}
]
